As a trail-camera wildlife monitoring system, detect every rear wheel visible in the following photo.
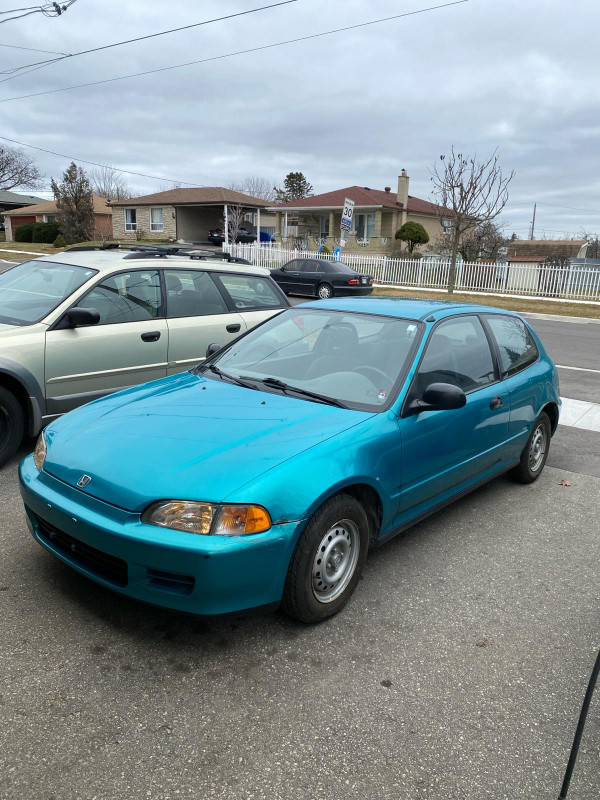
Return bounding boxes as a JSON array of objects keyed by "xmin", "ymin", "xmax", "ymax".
[
  {"xmin": 509, "ymin": 412, "xmax": 551, "ymax": 484},
  {"xmin": 282, "ymin": 493, "xmax": 369, "ymax": 623},
  {"xmin": 0, "ymin": 387, "xmax": 25, "ymax": 468},
  {"xmin": 317, "ymin": 283, "xmax": 333, "ymax": 300}
]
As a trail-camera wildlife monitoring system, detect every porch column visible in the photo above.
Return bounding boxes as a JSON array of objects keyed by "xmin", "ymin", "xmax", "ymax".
[
  {"xmin": 328, "ymin": 210, "xmax": 335, "ymax": 241},
  {"xmin": 392, "ymin": 210, "xmax": 399, "ymax": 238},
  {"xmin": 5, "ymin": 215, "xmax": 12, "ymax": 242},
  {"xmin": 284, "ymin": 212, "xmax": 288, "ymax": 238},
  {"xmin": 256, "ymin": 207, "xmax": 261, "ymax": 247},
  {"xmin": 275, "ymin": 212, "xmax": 282, "ymax": 241},
  {"xmin": 224, "ymin": 204, "xmax": 229, "ymax": 247}
]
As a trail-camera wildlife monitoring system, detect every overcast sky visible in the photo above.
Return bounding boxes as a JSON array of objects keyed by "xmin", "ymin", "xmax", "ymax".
[{"xmin": 1, "ymin": 0, "xmax": 599, "ymax": 238}]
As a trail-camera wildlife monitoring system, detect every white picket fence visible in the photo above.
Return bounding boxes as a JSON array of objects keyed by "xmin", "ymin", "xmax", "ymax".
[{"xmin": 225, "ymin": 243, "xmax": 600, "ymax": 301}]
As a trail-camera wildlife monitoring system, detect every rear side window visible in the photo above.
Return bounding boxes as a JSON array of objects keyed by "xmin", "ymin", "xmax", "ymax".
[
  {"xmin": 164, "ymin": 269, "xmax": 228, "ymax": 318},
  {"xmin": 486, "ymin": 315, "xmax": 539, "ymax": 376},
  {"xmin": 216, "ymin": 273, "xmax": 283, "ymax": 309},
  {"xmin": 78, "ymin": 270, "xmax": 161, "ymax": 324}
]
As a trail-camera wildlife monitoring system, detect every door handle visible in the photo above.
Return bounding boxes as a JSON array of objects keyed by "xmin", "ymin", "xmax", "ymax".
[
  {"xmin": 141, "ymin": 331, "xmax": 161, "ymax": 342},
  {"xmin": 490, "ymin": 396, "xmax": 503, "ymax": 410},
  {"xmin": 226, "ymin": 323, "xmax": 241, "ymax": 333}
]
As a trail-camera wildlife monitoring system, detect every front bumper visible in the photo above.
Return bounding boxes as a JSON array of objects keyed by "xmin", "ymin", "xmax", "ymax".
[{"xmin": 19, "ymin": 455, "xmax": 301, "ymax": 616}]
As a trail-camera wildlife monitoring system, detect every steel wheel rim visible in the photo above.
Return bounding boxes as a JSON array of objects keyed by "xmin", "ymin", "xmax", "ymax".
[
  {"xmin": 312, "ymin": 519, "xmax": 360, "ymax": 604},
  {"xmin": 529, "ymin": 424, "xmax": 547, "ymax": 472},
  {"xmin": 318, "ymin": 285, "xmax": 331, "ymax": 299}
]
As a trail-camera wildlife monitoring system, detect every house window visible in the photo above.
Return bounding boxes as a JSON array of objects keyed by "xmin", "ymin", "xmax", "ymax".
[
  {"xmin": 319, "ymin": 215, "xmax": 330, "ymax": 236},
  {"xmin": 44, "ymin": 214, "xmax": 57, "ymax": 223},
  {"xmin": 441, "ymin": 218, "xmax": 452, "ymax": 235},
  {"xmin": 354, "ymin": 213, "xmax": 376, "ymax": 240},
  {"xmin": 150, "ymin": 207, "xmax": 163, "ymax": 232},
  {"xmin": 125, "ymin": 208, "xmax": 137, "ymax": 232}
]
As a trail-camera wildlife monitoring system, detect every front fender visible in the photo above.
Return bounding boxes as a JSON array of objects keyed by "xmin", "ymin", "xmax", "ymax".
[{"xmin": 0, "ymin": 357, "xmax": 45, "ymax": 435}]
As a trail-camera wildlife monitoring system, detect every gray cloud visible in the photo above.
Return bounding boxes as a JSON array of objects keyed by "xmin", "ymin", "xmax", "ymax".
[{"xmin": 2, "ymin": 0, "xmax": 599, "ymax": 237}]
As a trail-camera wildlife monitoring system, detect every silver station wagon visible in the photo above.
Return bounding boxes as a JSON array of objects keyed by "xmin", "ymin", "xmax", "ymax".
[{"xmin": 0, "ymin": 246, "xmax": 289, "ymax": 465}]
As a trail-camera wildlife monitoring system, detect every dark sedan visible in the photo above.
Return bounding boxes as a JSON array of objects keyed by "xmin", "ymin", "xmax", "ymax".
[
  {"xmin": 207, "ymin": 227, "xmax": 274, "ymax": 245},
  {"xmin": 271, "ymin": 258, "xmax": 374, "ymax": 299}
]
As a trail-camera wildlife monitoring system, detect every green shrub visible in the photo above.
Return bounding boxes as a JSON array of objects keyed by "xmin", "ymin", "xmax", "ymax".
[
  {"xmin": 53, "ymin": 234, "xmax": 66, "ymax": 248},
  {"xmin": 32, "ymin": 222, "xmax": 60, "ymax": 244},
  {"xmin": 320, "ymin": 245, "xmax": 331, "ymax": 254},
  {"xmin": 15, "ymin": 223, "xmax": 35, "ymax": 242}
]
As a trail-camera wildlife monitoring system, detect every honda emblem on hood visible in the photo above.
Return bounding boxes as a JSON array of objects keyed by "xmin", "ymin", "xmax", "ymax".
[{"xmin": 77, "ymin": 474, "xmax": 92, "ymax": 488}]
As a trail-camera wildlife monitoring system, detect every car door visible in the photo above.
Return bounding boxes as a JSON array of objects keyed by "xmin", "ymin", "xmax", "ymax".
[
  {"xmin": 213, "ymin": 271, "xmax": 287, "ymax": 332},
  {"xmin": 44, "ymin": 269, "xmax": 168, "ymax": 414},
  {"xmin": 299, "ymin": 259, "xmax": 321, "ymax": 296},
  {"xmin": 163, "ymin": 268, "xmax": 246, "ymax": 375},
  {"xmin": 275, "ymin": 260, "xmax": 303, "ymax": 294},
  {"xmin": 484, "ymin": 314, "xmax": 542, "ymax": 461},
  {"xmin": 394, "ymin": 314, "xmax": 511, "ymax": 525}
]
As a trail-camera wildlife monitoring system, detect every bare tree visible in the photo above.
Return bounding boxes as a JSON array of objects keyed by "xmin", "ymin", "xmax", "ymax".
[
  {"xmin": 580, "ymin": 231, "xmax": 600, "ymax": 259},
  {"xmin": 0, "ymin": 144, "xmax": 44, "ymax": 190},
  {"xmin": 89, "ymin": 166, "xmax": 132, "ymax": 201},
  {"xmin": 227, "ymin": 176, "xmax": 277, "ymax": 203},
  {"xmin": 430, "ymin": 148, "xmax": 514, "ymax": 292},
  {"xmin": 223, "ymin": 204, "xmax": 247, "ymax": 244},
  {"xmin": 459, "ymin": 220, "xmax": 510, "ymax": 261}
]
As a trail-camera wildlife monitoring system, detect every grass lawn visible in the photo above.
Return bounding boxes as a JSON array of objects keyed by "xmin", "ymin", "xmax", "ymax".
[{"xmin": 373, "ymin": 286, "xmax": 600, "ymax": 319}]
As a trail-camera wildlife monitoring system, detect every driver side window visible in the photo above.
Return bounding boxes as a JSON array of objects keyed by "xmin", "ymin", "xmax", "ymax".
[{"xmin": 416, "ymin": 316, "xmax": 495, "ymax": 395}]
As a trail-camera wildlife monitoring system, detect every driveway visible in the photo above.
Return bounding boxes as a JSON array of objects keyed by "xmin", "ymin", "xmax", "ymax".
[{"xmin": 1, "ymin": 308, "xmax": 600, "ymax": 799}]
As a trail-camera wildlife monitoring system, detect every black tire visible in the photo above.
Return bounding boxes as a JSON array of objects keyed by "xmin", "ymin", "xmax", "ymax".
[
  {"xmin": 282, "ymin": 493, "xmax": 370, "ymax": 623},
  {"xmin": 509, "ymin": 412, "xmax": 551, "ymax": 484},
  {"xmin": 0, "ymin": 387, "xmax": 25, "ymax": 468},
  {"xmin": 316, "ymin": 283, "xmax": 334, "ymax": 300}
]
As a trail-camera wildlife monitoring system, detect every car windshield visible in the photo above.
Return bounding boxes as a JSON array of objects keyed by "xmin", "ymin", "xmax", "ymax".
[
  {"xmin": 199, "ymin": 308, "xmax": 422, "ymax": 411},
  {"xmin": 0, "ymin": 260, "xmax": 97, "ymax": 326}
]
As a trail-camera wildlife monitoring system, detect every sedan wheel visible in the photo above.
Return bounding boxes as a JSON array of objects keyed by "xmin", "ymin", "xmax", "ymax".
[
  {"xmin": 282, "ymin": 493, "xmax": 369, "ymax": 623},
  {"xmin": 317, "ymin": 283, "xmax": 333, "ymax": 299}
]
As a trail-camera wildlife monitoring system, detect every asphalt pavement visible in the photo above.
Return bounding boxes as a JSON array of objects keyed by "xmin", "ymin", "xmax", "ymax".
[{"xmin": 1, "ymin": 293, "xmax": 599, "ymax": 799}]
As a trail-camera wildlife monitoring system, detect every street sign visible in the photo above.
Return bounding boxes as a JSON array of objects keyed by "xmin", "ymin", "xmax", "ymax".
[{"xmin": 341, "ymin": 198, "xmax": 354, "ymax": 231}]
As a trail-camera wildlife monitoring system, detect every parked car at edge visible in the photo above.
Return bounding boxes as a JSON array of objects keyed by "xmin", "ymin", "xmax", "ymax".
[
  {"xmin": 20, "ymin": 297, "xmax": 560, "ymax": 623},
  {"xmin": 207, "ymin": 227, "xmax": 274, "ymax": 245},
  {"xmin": 0, "ymin": 247, "xmax": 289, "ymax": 466},
  {"xmin": 271, "ymin": 258, "xmax": 374, "ymax": 299}
]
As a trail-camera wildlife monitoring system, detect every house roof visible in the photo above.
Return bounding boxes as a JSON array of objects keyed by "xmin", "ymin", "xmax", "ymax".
[
  {"xmin": 507, "ymin": 239, "xmax": 587, "ymax": 261},
  {"xmin": 268, "ymin": 185, "xmax": 448, "ymax": 217},
  {"xmin": 0, "ymin": 189, "xmax": 46, "ymax": 207},
  {"xmin": 109, "ymin": 187, "xmax": 268, "ymax": 208},
  {"xmin": 5, "ymin": 194, "xmax": 112, "ymax": 216}
]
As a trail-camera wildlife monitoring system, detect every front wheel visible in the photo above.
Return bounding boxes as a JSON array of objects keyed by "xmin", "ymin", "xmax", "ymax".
[
  {"xmin": 0, "ymin": 387, "xmax": 25, "ymax": 468},
  {"xmin": 317, "ymin": 283, "xmax": 333, "ymax": 300},
  {"xmin": 282, "ymin": 493, "xmax": 370, "ymax": 623},
  {"xmin": 509, "ymin": 412, "xmax": 551, "ymax": 484}
]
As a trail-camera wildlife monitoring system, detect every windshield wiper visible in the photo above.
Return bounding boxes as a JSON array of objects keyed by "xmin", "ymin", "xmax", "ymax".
[
  {"xmin": 204, "ymin": 364, "xmax": 258, "ymax": 390},
  {"xmin": 244, "ymin": 376, "xmax": 347, "ymax": 408}
]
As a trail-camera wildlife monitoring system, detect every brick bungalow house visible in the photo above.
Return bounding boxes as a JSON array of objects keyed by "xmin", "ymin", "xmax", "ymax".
[
  {"xmin": 268, "ymin": 170, "xmax": 452, "ymax": 254},
  {"xmin": 109, "ymin": 188, "xmax": 274, "ymax": 243},
  {"xmin": 4, "ymin": 195, "xmax": 113, "ymax": 241}
]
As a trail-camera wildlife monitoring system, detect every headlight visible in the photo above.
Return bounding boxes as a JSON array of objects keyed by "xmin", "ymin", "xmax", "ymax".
[
  {"xmin": 142, "ymin": 501, "xmax": 271, "ymax": 536},
  {"xmin": 33, "ymin": 431, "xmax": 46, "ymax": 472}
]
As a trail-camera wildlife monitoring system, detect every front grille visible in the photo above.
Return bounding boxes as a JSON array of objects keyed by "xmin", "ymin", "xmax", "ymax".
[
  {"xmin": 147, "ymin": 568, "xmax": 195, "ymax": 595},
  {"xmin": 34, "ymin": 515, "xmax": 128, "ymax": 587}
]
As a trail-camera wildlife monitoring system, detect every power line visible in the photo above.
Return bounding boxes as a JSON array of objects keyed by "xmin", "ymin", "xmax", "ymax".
[
  {"xmin": 0, "ymin": 0, "xmax": 469, "ymax": 103},
  {"xmin": 0, "ymin": 134, "xmax": 207, "ymax": 186},
  {"xmin": 0, "ymin": 1, "xmax": 77, "ymax": 25},
  {"xmin": 0, "ymin": 41, "xmax": 69, "ymax": 55},
  {"xmin": 0, "ymin": 0, "xmax": 298, "ymax": 81}
]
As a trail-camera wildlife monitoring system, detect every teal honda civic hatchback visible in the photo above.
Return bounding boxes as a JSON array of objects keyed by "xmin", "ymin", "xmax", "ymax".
[{"xmin": 19, "ymin": 297, "xmax": 560, "ymax": 623}]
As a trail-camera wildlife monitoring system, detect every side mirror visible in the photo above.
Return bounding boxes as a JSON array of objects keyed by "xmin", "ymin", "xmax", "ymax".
[
  {"xmin": 406, "ymin": 382, "xmax": 466, "ymax": 415},
  {"xmin": 67, "ymin": 307, "xmax": 100, "ymax": 327},
  {"xmin": 205, "ymin": 342, "xmax": 221, "ymax": 358}
]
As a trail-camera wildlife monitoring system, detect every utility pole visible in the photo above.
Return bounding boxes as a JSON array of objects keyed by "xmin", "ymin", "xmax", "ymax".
[{"xmin": 530, "ymin": 203, "xmax": 537, "ymax": 239}]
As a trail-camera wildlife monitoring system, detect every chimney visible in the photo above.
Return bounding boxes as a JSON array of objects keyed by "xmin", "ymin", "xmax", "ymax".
[
  {"xmin": 397, "ymin": 169, "xmax": 409, "ymax": 208},
  {"xmin": 384, "ymin": 186, "xmax": 391, "ymax": 193}
]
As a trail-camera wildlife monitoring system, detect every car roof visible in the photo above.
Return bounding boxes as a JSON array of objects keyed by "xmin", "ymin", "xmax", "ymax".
[
  {"xmin": 30, "ymin": 249, "xmax": 272, "ymax": 277},
  {"xmin": 298, "ymin": 296, "xmax": 521, "ymax": 321}
]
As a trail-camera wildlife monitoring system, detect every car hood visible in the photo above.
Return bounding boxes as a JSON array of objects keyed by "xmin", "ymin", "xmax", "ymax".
[{"xmin": 43, "ymin": 372, "xmax": 372, "ymax": 512}]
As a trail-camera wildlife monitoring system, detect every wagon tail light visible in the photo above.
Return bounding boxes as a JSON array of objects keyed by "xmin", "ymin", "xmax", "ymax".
[{"xmin": 347, "ymin": 279, "xmax": 360, "ymax": 285}]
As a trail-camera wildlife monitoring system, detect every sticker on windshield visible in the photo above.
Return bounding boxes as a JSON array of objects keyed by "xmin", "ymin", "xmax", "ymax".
[{"xmin": 378, "ymin": 389, "xmax": 388, "ymax": 401}]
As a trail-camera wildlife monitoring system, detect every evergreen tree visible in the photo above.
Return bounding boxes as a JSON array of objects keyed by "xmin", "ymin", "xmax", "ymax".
[
  {"xmin": 50, "ymin": 162, "xmax": 95, "ymax": 244},
  {"xmin": 274, "ymin": 172, "xmax": 314, "ymax": 203}
]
